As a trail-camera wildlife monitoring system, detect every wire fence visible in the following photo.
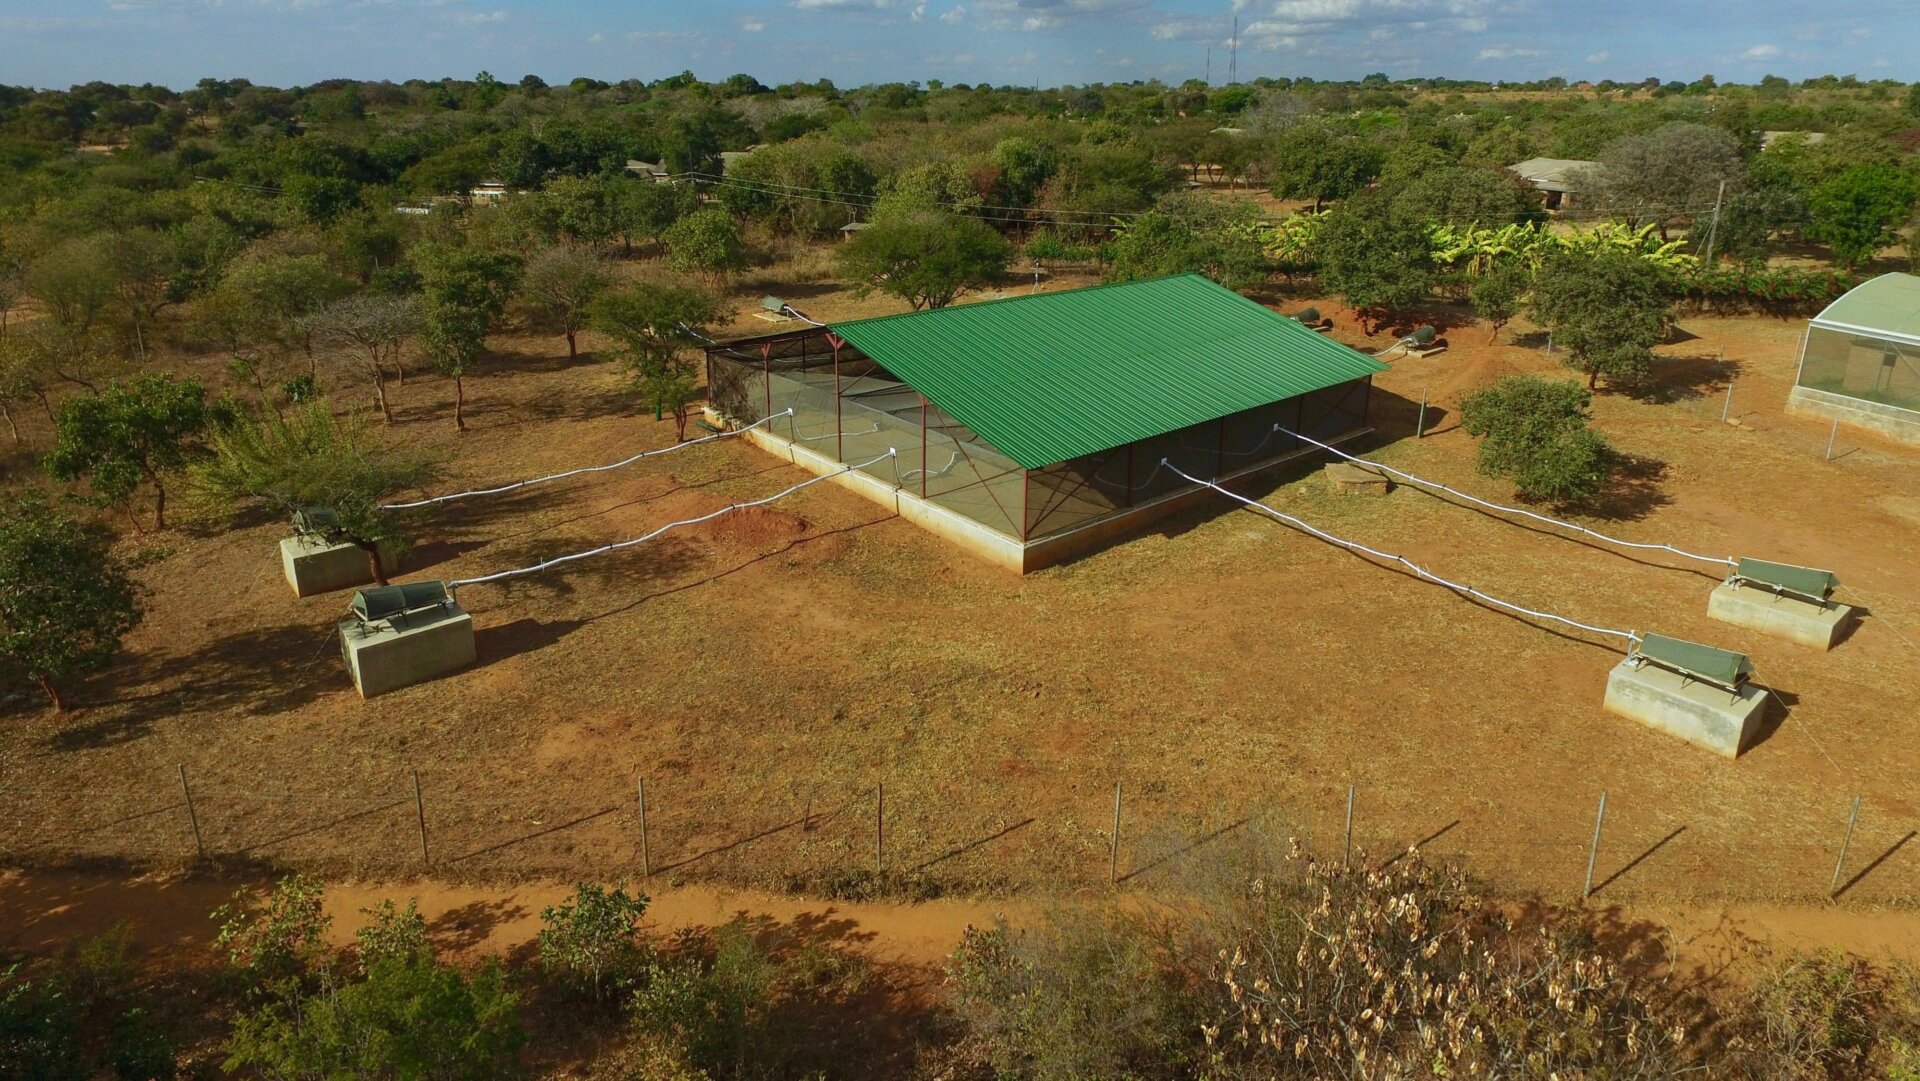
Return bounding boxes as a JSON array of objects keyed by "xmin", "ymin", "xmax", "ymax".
[{"xmin": 3, "ymin": 766, "xmax": 1912, "ymax": 907}]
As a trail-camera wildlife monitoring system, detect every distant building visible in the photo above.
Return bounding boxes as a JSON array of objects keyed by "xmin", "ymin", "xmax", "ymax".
[
  {"xmin": 1507, "ymin": 157, "xmax": 1595, "ymax": 211},
  {"xmin": 624, "ymin": 159, "xmax": 671, "ymax": 182},
  {"xmin": 468, "ymin": 180, "xmax": 511, "ymax": 203}
]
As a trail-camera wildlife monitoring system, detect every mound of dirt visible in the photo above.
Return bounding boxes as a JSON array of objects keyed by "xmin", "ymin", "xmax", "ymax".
[{"xmin": 699, "ymin": 505, "xmax": 812, "ymax": 546}]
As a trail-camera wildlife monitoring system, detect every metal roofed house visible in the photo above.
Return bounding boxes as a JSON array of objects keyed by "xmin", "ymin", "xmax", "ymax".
[
  {"xmin": 704, "ymin": 274, "xmax": 1389, "ymax": 571},
  {"xmin": 1507, "ymin": 157, "xmax": 1596, "ymax": 211},
  {"xmin": 1788, "ymin": 272, "xmax": 1920, "ymax": 445}
]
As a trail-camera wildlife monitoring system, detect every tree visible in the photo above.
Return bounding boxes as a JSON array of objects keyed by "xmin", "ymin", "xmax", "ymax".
[
  {"xmin": 43, "ymin": 373, "xmax": 213, "ymax": 530},
  {"xmin": 611, "ymin": 178, "xmax": 699, "ymax": 254},
  {"xmin": 188, "ymin": 401, "xmax": 440, "ymax": 585},
  {"xmin": 663, "ymin": 208, "xmax": 747, "ymax": 283},
  {"xmin": 198, "ymin": 253, "xmax": 352, "ymax": 394},
  {"xmin": 1807, "ymin": 164, "xmax": 1919, "ymax": 269},
  {"xmin": 1311, "ymin": 194, "xmax": 1434, "ymax": 333},
  {"xmin": 416, "ymin": 245, "xmax": 521, "ymax": 431},
  {"xmin": 25, "ymin": 239, "xmax": 117, "ymax": 343},
  {"xmin": 1470, "ymin": 260, "xmax": 1530, "ymax": 343},
  {"xmin": 302, "ymin": 294, "xmax": 420, "ymax": 423},
  {"xmin": 1389, "ymin": 166, "xmax": 1541, "ymax": 227},
  {"xmin": 1572, "ymin": 123, "xmax": 1745, "ymax": 236},
  {"xmin": 0, "ymin": 490, "xmax": 142, "ymax": 711},
  {"xmin": 1529, "ymin": 250, "xmax": 1674, "ymax": 390},
  {"xmin": 519, "ymin": 246, "xmax": 612, "ymax": 359},
  {"xmin": 837, "ymin": 204, "xmax": 1011, "ymax": 311},
  {"xmin": 536, "ymin": 882, "xmax": 649, "ymax": 1002},
  {"xmin": 1103, "ymin": 195, "xmax": 1268, "ymax": 290},
  {"xmin": 1460, "ymin": 375, "xmax": 1614, "ymax": 504},
  {"xmin": 1267, "ymin": 125, "xmax": 1383, "ymax": 210},
  {"xmin": 590, "ymin": 283, "xmax": 720, "ymax": 441},
  {"xmin": 225, "ymin": 891, "xmax": 523, "ymax": 1081}
]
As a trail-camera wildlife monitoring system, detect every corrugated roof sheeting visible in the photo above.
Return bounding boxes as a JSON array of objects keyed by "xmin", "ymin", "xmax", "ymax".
[{"xmin": 827, "ymin": 274, "xmax": 1389, "ymax": 469}]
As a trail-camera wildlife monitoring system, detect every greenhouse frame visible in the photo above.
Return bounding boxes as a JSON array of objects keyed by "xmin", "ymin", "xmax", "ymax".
[
  {"xmin": 1789, "ymin": 272, "xmax": 1920, "ymax": 445},
  {"xmin": 704, "ymin": 275, "xmax": 1390, "ymax": 572}
]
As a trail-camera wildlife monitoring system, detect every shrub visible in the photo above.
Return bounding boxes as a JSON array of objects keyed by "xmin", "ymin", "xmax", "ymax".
[
  {"xmin": 538, "ymin": 882, "xmax": 650, "ymax": 1002},
  {"xmin": 1460, "ymin": 375, "xmax": 1615, "ymax": 505}
]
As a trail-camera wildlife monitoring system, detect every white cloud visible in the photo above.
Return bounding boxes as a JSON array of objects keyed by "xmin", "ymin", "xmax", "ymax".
[
  {"xmin": 450, "ymin": 10, "xmax": 505, "ymax": 24},
  {"xmin": 938, "ymin": 2, "xmax": 966, "ymax": 23},
  {"xmin": 586, "ymin": 30, "xmax": 603, "ymax": 42},
  {"xmin": 1476, "ymin": 45, "xmax": 1542, "ymax": 60},
  {"xmin": 911, "ymin": 0, "xmax": 926, "ymax": 18},
  {"xmin": 1586, "ymin": 50, "xmax": 1608, "ymax": 64},
  {"xmin": 741, "ymin": 16, "xmax": 767, "ymax": 30},
  {"xmin": 1741, "ymin": 43, "xmax": 1781, "ymax": 60}
]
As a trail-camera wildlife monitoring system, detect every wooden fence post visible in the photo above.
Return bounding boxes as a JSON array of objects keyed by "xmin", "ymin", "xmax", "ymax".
[
  {"xmin": 1110, "ymin": 782, "xmax": 1123, "ymax": 884},
  {"xmin": 177, "ymin": 764, "xmax": 204, "ymax": 860}
]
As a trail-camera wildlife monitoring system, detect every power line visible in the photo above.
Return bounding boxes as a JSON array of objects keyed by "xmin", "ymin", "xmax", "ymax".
[
  {"xmin": 446, "ymin": 450, "xmax": 897, "ymax": 591},
  {"xmin": 1276, "ymin": 427, "xmax": 1738, "ymax": 569},
  {"xmin": 377, "ymin": 410, "xmax": 794, "ymax": 511},
  {"xmin": 1160, "ymin": 459, "xmax": 1641, "ymax": 647}
]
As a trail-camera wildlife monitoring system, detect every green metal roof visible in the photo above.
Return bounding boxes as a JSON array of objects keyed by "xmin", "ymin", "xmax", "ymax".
[
  {"xmin": 827, "ymin": 275, "xmax": 1389, "ymax": 469},
  {"xmin": 1812, "ymin": 272, "xmax": 1920, "ymax": 347}
]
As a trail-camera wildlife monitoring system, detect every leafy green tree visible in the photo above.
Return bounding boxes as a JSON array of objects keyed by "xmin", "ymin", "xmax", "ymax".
[
  {"xmin": 519, "ymin": 246, "xmax": 612, "ymax": 358},
  {"xmin": 226, "ymin": 897, "xmax": 523, "ymax": 1081},
  {"xmin": 611, "ymin": 178, "xmax": 699, "ymax": 254},
  {"xmin": 43, "ymin": 373, "xmax": 213, "ymax": 530},
  {"xmin": 1470, "ymin": 260, "xmax": 1530, "ymax": 343},
  {"xmin": 1104, "ymin": 197, "xmax": 1269, "ymax": 290},
  {"xmin": 838, "ymin": 204, "xmax": 1011, "ymax": 311},
  {"xmin": 590, "ymin": 283, "xmax": 720, "ymax": 440},
  {"xmin": 188, "ymin": 401, "xmax": 440, "ymax": 585},
  {"xmin": 0, "ymin": 490, "xmax": 142, "ymax": 711},
  {"xmin": 1389, "ymin": 166, "xmax": 1541, "ymax": 227},
  {"xmin": 1460, "ymin": 375, "xmax": 1614, "ymax": 504},
  {"xmin": 663, "ymin": 208, "xmax": 747, "ymax": 283},
  {"xmin": 302, "ymin": 294, "xmax": 420, "ymax": 423},
  {"xmin": 1268, "ymin": 125, "xmax": 1383, "ymax": 210},
  {"xmin": 199, "ymin": 253, "xmax": 352, "ymax": 396},
  {"xmin": 1807, "ymin": 164, "xmax": 1920, "ymax": 269},
  {"xmin": 1529, "ymin": 249, "xmax": 1674, "ymax": 390},
  {"xmin": 25, "ymin": 238, "xmax": 117, "ymax": 342},
  {"xmin": 416, "ymin": 245, "xmax": 521, "ymax": 431},
  {"xmin": 1311, "ymin": 193, "xmax": 1434, "ymax": 333},
  {"xmin": 537, "ymin": 882, "xmax": 650, "ymax": 1002}
]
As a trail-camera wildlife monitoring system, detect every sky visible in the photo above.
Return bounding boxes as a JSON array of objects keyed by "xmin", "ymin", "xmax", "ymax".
[{"xmin": 1, "ymin": 0, "xmax": 1917, "ymax": 92}]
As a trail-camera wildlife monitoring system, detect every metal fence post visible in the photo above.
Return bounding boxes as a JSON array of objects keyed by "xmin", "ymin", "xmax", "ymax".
[
  {"xmin": 1343, "ymin": 785, "xmax": 1356, "ymax": 868},
  {"xmin": 1825, "ymin": 419, "xmax": 1839, "ymax": 461},
  {"xmin": 1415, "ymin": 392, "xmax": 1429, "ymax": 439},
  {"xmin": 1720, "ymin": 378, "xmax": 1735, "ymax": 422},
  {"xmin": 1582, "ymin": 791, "xmax": 1608, "ymax": 899},
  {"xmin": 177, "ymin": 764, "xmax": 204, "ymax": 860},
  {"xmin": 875, "ymin": 782, "xmax": 885, "ymax": 873},
  {"xmin": 1109, "ymin": 782, "xmax": 1123, "ymax": 884},
  {"xmin": 412, "ymin": 771, "xmax": 428, "ymax": 864},
  {"xmin": 637, "ymin": 776, "xmax": 651, "ymax": 878},
  {"xmin": 1830, "ymin": 795, "xmax": 1861, "ymax": 898}
]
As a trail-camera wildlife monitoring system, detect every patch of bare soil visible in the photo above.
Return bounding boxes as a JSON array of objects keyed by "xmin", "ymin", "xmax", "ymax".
[{"xmin": 1, "ymin": 260, "xmax": 1917, "ymax": 920}]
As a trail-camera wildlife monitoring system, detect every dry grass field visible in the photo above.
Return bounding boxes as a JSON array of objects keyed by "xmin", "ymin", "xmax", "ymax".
[{"xmin": 2, "ymin": 258, "xmax": 1917, "ymax": 910}]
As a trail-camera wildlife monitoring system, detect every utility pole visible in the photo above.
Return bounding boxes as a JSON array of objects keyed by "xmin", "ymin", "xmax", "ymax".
[
  {"xmin": 1205, "ymin": 46, "xmax": 1211, "ymax": 87},
  {"xmin": 1701, "ymin": 179, "xmax": 1726, "ymax": 266}
]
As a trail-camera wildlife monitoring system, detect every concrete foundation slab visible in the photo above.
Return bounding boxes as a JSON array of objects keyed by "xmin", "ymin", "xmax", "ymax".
[
  {"xmin": 1603, "ymin": 659, "xmax": 1770, "ymax": 758},
  {"xmin": 282, "ymin": 536, "xmax": 398, "ymax": 598},
  {"xmin": 338, "ymin": 604, "xmax": 476, "ymax": 698},
  {"xmin": 1707, "ymin": 582, "xmax": 1853, "ymax": 650},
  {"xmin": 1324, "ymin": 461, "xmax": 1391, "ymax": 495}
]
